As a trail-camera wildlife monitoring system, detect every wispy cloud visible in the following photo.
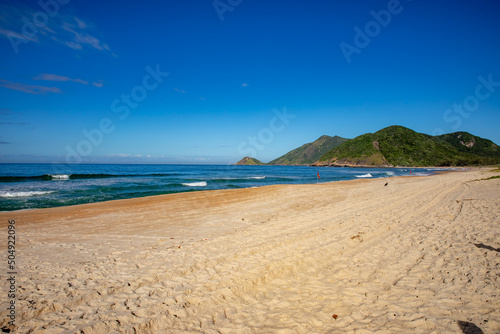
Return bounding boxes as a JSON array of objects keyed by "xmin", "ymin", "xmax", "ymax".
[
  {"xmin": 0, "ymin": 3, "xmax": 42, "ymax": 45},
  {"xmin": 106, "ymin": 154, "xmax": 137, "ymax": 158},
  {"xmin": 103, "ymin": 154, "xmax": 160, "ymax": 160},
  {"xmin": 0, "ymin": 28, "xmax": 38, "ymax": 43},
  {"xmin": 0, "ymin": 108, "xmax": 15, "ymax": 116},
  {"xmin": 33, "ymin": 74, "xmax": 104, "ymax": 88},
  {"xmin": 242, "ymin": 83, "xmax": 248, "ymax": 87},
  {"xmin": 0, "ymin": 3, "xmax": 112, "ymax": 54},
  {"xmin": 0, "ymin": 79, "xmax": 61, "ymax": 95},
  {"xmin": 174, "ymin": 88, "xmax": 186, "ymax": 94},
  {"xmin": 74, "ymin": 17, "xmax": 88, "ymax": 29},
  {"xmin": 59, "ymin": 18, "xmax": 111, "ymax": 52},
  {"xmin": 92, "ymin": 80, "xmax": 104, "ymax": 88},
  {"xmin": 0, "ymin": 122, "xmax": 29, "ymax": 125},
  {"xmin": 34, "ymin": 73, "xmax": 89, "ymax": 85}
]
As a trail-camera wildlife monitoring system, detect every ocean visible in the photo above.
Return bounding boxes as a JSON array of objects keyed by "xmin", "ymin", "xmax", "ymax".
[{"xmin": 0, "ymin": 163, "xmax": 443, "ymax": 211}]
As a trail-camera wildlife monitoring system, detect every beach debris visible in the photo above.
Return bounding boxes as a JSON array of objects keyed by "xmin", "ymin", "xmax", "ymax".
[
  {"xmin": 350, "ymin": 232, "xmax": 364, "ymax": 242},
  {"xmin": 332, "ymin": 314, "xmax": 338, "ymax": 320},
  {"xmin": 0, "ymin": 326, "xmax": 13, "ymax": 333},
  {"xmin": 384, "ymin": 182, "xmax": 388, "ymax": 186}
]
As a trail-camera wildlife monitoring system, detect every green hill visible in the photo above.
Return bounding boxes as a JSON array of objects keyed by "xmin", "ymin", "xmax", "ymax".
[
  {"xmin": 268, "ymin": 135, "xmax": 348, "ymax": 165},
  {"xmin": 436, "ymin": 132, "xmax": 500, "ymax": 162},
  {"xmin": 314, "ymin": 132, "xmax": 391, "ymax": 167},
  {"xmin": 315, "ymin": 125, "xmax": 500, "ymax": 167},
  {"xmin": 234, "ymin": 156, "xmax": 264, "ymax": 165}
]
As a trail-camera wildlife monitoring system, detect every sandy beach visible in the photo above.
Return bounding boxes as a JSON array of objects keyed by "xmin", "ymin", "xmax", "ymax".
[{"xmin": 1, "ymin": 168, "xmax": 499, "ymax": 333}]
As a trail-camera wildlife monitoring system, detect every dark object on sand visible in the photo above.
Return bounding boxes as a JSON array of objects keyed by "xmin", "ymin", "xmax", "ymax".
[
  {"xmin": 457, "ymin": 320, "xmax": 484, "ymax": 334},
  {"xmin": 384, "ymin": 182, "xmax": 388, "ymax": 186}
]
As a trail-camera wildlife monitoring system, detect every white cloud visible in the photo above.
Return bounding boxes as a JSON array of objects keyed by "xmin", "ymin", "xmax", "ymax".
[
  {"xmin": 0, "ymin": 3, "xmax": 112, "ymax": 54},
  {"xmin": 34, "ymin": 73, "xmax": 88, "ymax": 85},
  {"xmin": 92, "ymin": 80, "xmax": 104, "ymax": 88},
  {"xmin": 0, "ymin": 79, "xmax": 61, "ymax": 95},
  {"xmin": 59, "ymin": 17, "xmax": 110, "ymax": 52}
]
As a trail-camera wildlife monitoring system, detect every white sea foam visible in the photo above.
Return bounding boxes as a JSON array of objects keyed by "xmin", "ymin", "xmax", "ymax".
[
  {"xmin": 50, "ymin": 174, "xmax": 70, "ymax": 180},
  {"xmin": 0, "ymin": 191, "xmax": 54, "ymax": 198},
  {"xmin": 182, "ymin": 181, "xmax": 207, "ymax": 187},
  {"xmin": 385, "ymin": 171, "xmax": 395, "ymax": 176},
  {"xmin": 355, "ymin": 173, "xmax": 373, "ymax": 178},
  {"xmin": 412, "ymin": 172, "xmax": 432, "ymax": 176},
  {"xmin": 249, "ymin": 176, "xmax": 265, "ymax": 179}
]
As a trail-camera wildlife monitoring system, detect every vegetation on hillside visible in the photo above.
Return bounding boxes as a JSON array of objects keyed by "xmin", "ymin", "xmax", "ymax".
[
  {"xmin": 317, "ymin": 125, "xmax": 500, "ymax": 167},
  {"xmin": 268, "ymin": 135, "xmax": 348, "ymax": 165},
  {"xmin": 318, "ymin": 133, "xmax": 390, "ymax": 166},
  {"xmin": 436, "ymin": 132, "xmax": 500, "ymax": 161}
]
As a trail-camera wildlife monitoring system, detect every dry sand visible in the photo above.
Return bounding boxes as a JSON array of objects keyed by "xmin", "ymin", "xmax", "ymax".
[{"xmin": 1, "ymin": 169, "xmax": 499, "ymax": 333}]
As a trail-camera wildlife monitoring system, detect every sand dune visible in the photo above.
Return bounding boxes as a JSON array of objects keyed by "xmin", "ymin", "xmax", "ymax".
[{"xmin": 1, "ymin": 169, "xmax": 499, "ymax": 333}]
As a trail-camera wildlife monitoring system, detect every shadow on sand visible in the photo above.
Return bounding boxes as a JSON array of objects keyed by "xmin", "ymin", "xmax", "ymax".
[
  {"xmin": 474, "ymin": 243, "xmax": 500, "ymax": 253},
  {"xmin": 457, "ymin": 320, "xmax": 484, "ymax": 334},
  {"xmin": 457, "ymin": 321, "xmax": 484, "ymax": 334}
]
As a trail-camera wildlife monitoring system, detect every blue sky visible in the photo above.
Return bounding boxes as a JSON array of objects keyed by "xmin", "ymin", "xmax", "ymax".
[{"xmin": 1, "ymin": 0, "xmax": 499, "ymax": 164}]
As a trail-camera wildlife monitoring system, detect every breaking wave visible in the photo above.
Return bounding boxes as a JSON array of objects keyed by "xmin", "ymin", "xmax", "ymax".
[
  {"xmin": 182, "ymin": 181, "xmax": 208, "ymax": 187},
  {"xmin": 0, "ymin": 191, "xmax": 55, "ymax": 198},
  {"xmin": 49, "ymin": 174, "xmax": 70, "ymax": 180},
  {"xmin": 0, "ymin": 173, "xmax": 180, "ymax": 182}
]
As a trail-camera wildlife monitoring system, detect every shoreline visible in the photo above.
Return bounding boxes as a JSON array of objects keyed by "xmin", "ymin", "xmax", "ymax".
[
  {"xmin": 0, "ymin": 175, "xmax": 375, "ymax": 220},
  {"xmin": 1, "ymin": 168, "xmax": 499, "ymax": 332},
  {"xmin": 0, "ymin": 166, "xmax": 479, "ymax": 215}
]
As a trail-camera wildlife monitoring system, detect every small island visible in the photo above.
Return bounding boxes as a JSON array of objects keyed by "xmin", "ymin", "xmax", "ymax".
[{"xmin": 234, "ymin": 156, "xmax": 264, "ymax": 165}]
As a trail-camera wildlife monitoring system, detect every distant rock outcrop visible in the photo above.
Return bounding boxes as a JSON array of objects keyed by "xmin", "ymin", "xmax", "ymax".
[{"xmin": 234, "ymin": 156, "xmax": 264, "ymax": 165}]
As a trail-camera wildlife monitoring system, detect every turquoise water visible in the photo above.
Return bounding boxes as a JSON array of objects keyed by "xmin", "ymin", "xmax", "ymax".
[{"xmin": 0, "ymin": 163, "xmax": 443, "ymax": 211}]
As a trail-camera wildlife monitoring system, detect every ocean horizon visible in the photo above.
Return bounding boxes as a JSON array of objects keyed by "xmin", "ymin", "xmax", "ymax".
[{"xmin": 0, "ymin": 163, "xmax": 444, "ymax": 211}]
